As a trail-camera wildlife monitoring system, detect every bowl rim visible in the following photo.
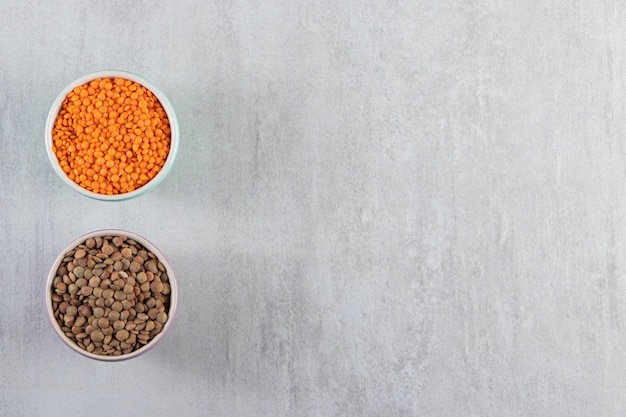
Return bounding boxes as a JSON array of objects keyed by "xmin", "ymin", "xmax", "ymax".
[
  {"xmin": 45, "ymin": 70, "xmax": 179, "ymax": 201},
  {"xmin": 45, "ymin": 229, "xmax": 178, "ymax": 361}
]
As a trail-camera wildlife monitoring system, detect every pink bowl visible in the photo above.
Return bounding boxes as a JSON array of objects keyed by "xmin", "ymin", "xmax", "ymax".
[{"xmin": 46, "ymin": 229, "xmax": 178, "ymax": 361}]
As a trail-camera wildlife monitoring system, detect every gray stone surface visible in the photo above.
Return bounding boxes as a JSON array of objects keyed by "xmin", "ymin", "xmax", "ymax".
[{"xmin": 1, "ymin": 0, "xmax": 626, "ymax": 416}]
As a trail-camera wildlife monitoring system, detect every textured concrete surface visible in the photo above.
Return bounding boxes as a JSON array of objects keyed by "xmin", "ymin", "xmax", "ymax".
[{"xmin": 2, "ymin": 1, "xmax": 626, "ymax": 416}]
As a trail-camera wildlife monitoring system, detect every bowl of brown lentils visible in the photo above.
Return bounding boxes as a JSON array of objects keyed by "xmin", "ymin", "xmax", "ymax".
[{"xmin": 46, "ymin": 229, "xmax": 178, "ymax": 361}]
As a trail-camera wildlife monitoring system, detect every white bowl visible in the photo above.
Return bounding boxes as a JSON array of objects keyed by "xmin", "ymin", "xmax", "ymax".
[
  {"xmin": 45, "ymin": 70, "xmax": 179, "ymax": 201},
  {"xmin": 46, "ymin": 229, "xmax": 178, "ymax": 361}
]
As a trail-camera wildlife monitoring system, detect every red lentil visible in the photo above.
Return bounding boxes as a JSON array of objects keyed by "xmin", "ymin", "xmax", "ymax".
[{"xmin": 51, "ymin": 77, "xmax": 171, "ymax": 195}]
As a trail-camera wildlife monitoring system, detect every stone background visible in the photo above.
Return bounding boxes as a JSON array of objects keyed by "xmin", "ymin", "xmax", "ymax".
[{"xmin": 2, "ymin": 1, "xmax": 626, "ymax": 416}]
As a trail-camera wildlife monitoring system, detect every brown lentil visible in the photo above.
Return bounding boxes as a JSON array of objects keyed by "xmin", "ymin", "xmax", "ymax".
[{"xmin": 50, "ymin": 235, "xmax": 171, "ymax": 356}]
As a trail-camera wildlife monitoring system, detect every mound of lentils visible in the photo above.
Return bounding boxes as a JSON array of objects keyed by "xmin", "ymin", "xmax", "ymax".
[{"xmin": 50, "ymin": 235, "xmax": 171, "ymax": 356}]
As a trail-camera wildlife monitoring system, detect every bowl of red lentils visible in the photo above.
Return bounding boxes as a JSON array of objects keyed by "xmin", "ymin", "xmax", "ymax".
[
  {"xmin": 46, "ymin": 229, "xmax": 178, "ymax": 361},
  {"xmin": 45, "ymin": 70, "xmax": 179, "ymax": 200}
]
